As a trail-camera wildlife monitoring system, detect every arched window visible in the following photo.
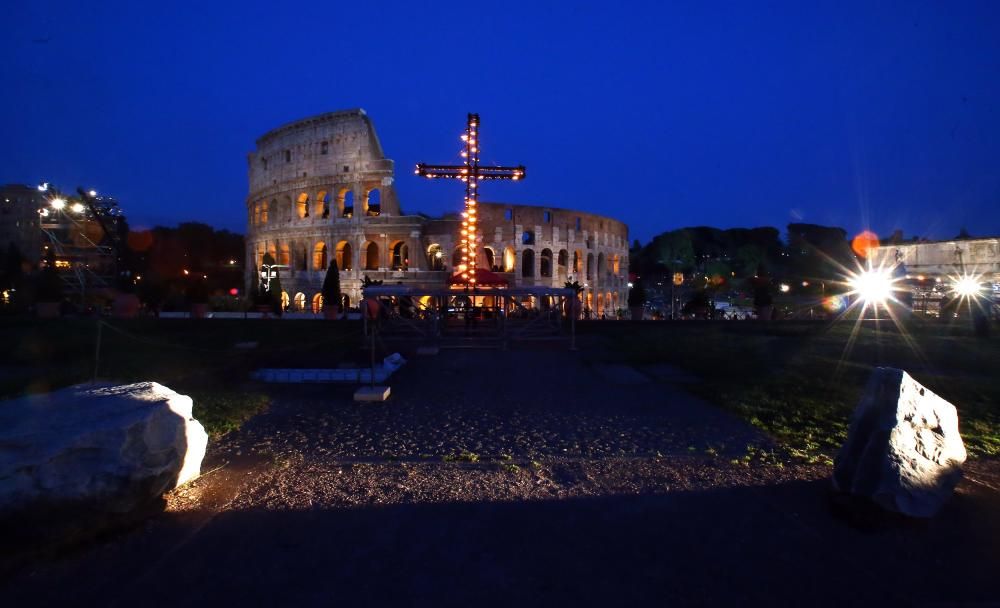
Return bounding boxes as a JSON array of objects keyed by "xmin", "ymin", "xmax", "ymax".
[
  {"xmin": 503, "ymin": 247, "xmax": 516, "ymax": 272},
  {"xmin": 315, "ymin": 191, "xmax": 330, "ymax": 218},
  {"xmin": 586, "ymin": 253, "xmax": 594, "ymax": 279},
  {"xmin": 483, "ymin": 247, "xmax": 496, "ymax": 271},
  {"xmin": 312, "ymin": 293, "xmax": 323, "ymax": 313},
  {"xmin": 391, "ymin": 241, "xmax": 408, "ymax": 271},
  {"xmin": 558, "ymin": 249, "xmax": 568, "ymax": 268},
  {"xmin": 296, "ymin": 193, "xmax": 309, "ymax": 218},
  {"xmin": 313, "ymin": 242, "xmax": 328, "ymax": 270},
  {"xmin": 296, "ymin": 245, "xmax": 307, "ymax": 271},
  {"xmin": 364, "ymin": 242, "xmax": 379, "ymax": 270},
  {"xmin": 573, "ymin": 250, "xmax": 581, "ymax": 274},
  {"xmin": 428, "ymin": 244, "xmax": 445, "ymax": 271},
  {"xmin": 522, "ymin": 230, "xmax": 535, "ymax": 245},
  {"xmin": 281, "ymin": 291, "xmax": 289, "ymax": 311},
  {"xmin": 540, "ymin": 249, "xmax": 553, "ymax": 278},
  {"xmin": 597, "ymin": 293, "xmax": 604, "ymax": 315},
  {"xmin": 521, "ymin": 249, "xmax": 535, "ymax": 278},
  {"xmin": 278, "ymin": 243, "xmax": 290, "ymax": 266},
  {"xmin": 335, "ymin": 241, "xmax": 352, "ymax": 271},
  {"xmin": 598, "ymin": 253, "xmax": 606, "ymax": 276},
  {"xmin": 338, "ymin": 188, "xmax": 354, "ymax": 218},
  {"xmin": 320, "ymin": 141, "xmax": 329, "ymax": 155},
  {"xmin": 294, "ymin": 292, "xmax": 306, "ymax": 311},
  {"xmin": 366, "ymin": 188, "xmax": 381, "ymax": 216}
]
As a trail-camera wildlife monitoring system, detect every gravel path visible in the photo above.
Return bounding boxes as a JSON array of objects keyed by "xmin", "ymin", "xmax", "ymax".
[{"xmin": 3, "ymin": 348, "xmax": 999, "ymax": 606}]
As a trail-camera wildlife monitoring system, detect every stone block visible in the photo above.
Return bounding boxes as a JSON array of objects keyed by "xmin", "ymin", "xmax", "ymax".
[
  {"xmin": 833, "ymin": 368, "xmax": 967, "ymax": 517},
  {"xmin": 354, "ymin": 386, "xmax": 391, "ymax": 402},
  {"xmin": 0, "ymin": 382, "xmax": 208, "ymax": 516}
]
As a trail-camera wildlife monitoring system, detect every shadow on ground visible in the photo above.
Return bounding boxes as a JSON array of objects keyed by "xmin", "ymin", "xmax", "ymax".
[{"xmin": 3, "ymin": 473, "xmax": 998, "ymax": 607}]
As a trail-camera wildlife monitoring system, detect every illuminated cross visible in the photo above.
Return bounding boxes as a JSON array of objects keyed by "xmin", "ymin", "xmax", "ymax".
[{"xmin": 416, "ymin": 113, "xmax": 525, "ymax": 285}]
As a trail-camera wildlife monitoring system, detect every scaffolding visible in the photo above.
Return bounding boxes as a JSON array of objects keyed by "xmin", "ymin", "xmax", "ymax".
[{"xmin": 37, "ymin": 192, "xmax": 123, "ymax": 301}]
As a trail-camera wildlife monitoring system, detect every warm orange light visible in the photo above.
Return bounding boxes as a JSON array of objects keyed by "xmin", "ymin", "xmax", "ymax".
[{"xmin": 851, "ymin": 230, "xmax": 880, "ymax": 258}]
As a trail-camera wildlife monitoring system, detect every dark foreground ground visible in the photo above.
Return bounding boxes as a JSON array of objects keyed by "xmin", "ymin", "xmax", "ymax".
[{"xmin": 3, "ymin": 347, "xmax": 999, "ymax": 606}]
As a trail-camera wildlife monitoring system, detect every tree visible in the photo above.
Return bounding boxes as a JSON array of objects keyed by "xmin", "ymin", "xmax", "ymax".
[
  {"xmin": 627, "ymin": 279, "xmax": 647, "ymax": 307},
  {"xmin": 322, "ymin": 258, "xmax": 341, "ymax": 311}
]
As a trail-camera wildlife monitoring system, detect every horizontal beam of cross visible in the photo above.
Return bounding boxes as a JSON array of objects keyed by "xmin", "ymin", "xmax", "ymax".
[{"xmin": 416, "ymin": 165, "xmax": 526, "ymax": 180}]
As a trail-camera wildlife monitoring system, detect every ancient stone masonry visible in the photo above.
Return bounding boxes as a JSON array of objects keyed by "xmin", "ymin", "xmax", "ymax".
[
  {"xmin": 872, "ymin": 238, "xmax": 1000, "ymax": 281},
  {"xmin": 245, "ymin": 110, "xmax": 630, "ymax": 314}
]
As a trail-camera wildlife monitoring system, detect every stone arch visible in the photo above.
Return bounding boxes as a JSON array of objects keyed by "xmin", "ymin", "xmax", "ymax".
[
  {"xmin": 341, "ymin": 293, "xmax": 351, "ymax": 309},
  {"xmin": 428, "ymin": 244, "xmax": 445, "ymax": 271},
  {"xmin": 338, "ymin": 189, "xmax": 354, "ymax": 218},
  {"xmin": 281, "ymin": 291, "xmax": 289, "ymax": 311},
  {"xmin": 312, "ymin": 293, "xmax": 323, "ymax": 313},
  {"xmin": 296, "ymin": 193, "xmax": 309, "ymax": 219},
  {"xmin": 295, "ymin": 243, "xmax": 307, "ymax": 271},
  {"xmin": 597, "ymin": 293, "xmax": 604, "ymax": 315},
  {"xmin": 586, "ymin": 253, "xmax": 594, "ymax": 280},
  {"xmin": 503, "ymin": 246, "xmax": 516, "ymax": 272},
  {"xmin": 483, "ymin": 246, "xmax": 497, "ymax": 271},
  {"xmin": 278, "ymin": 243, "xmax": 290, "ymax": 266},
  {"xmin": 267, "ymin": 242, "xmax": 277, "ymax": 262},
  {"xmin": 522, "ymin": 230, "xmax": 535, "ymax": 245},
  {"xmin": 313, "ymin": 241, "xmax": 328, "ymax": 270},
  {"xmin": 281, "ymin": 196, "xmax": 292, "ymax": 222},
  {"xmin": 335, "ymin": 241, "xmax": 353, "ymax": 271},
  {"xmin": 365, "ymin": 188, "xmax": 381, "ymax": 216},
  {"xmin": 598, "ymin": 252, "xmax": 606, "ymax": 276},
  {"xmin": 521, "ymin": 249, "xmax": 535, "ymax": 278},
  {"xmin": 558, "ymin": 249, "xmax": 568, "ymax": 268},
  {"xmin": 363, "ymin": 241, "xmax": 379, "ymax": 270},
  {"xmin": 573, "ymin": 250, "xmax": 582, "ymax": 274},
  {"xmin": 294, "ymin": 292, "xmax": 306, "ymax": 311},
  {"xmin": 540, "ymin": 248, "xmax": 553, "ymax": 278},
  {"xmin": 390, "ymin": 240, "xmax": 409, "ymax": 271},
  {"xmin": 315, "ymin": 190, "xmax": 330, "ymax": 218}
]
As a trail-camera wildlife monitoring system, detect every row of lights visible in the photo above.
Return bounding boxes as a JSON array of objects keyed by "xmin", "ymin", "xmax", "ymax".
[{"xmin": 36, "ymin": 183, "xmax": 98, "ymax": 217}]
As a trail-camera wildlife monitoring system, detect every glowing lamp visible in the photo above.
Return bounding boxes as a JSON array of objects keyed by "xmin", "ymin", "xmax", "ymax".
[
  {"xmin": 229, "ymin": 288, "xmax": 239, "ymax": 296},
  {"xmin": 953, "ymin": 276, "xmax": 981, "ymax": 297},
  {"xmin": 50, "ymin": 198, "xmax": 67, "ymax": 210},
  {"xmin": 850, "ymin": 268, "xmax": 893, "ymax": 304},
  {"xmin": 71, "ymin": 202, "xmax": 86, "ymax": 213}
]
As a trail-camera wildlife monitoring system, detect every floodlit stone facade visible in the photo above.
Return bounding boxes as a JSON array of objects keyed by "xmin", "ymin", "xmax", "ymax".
[
  {"xmin": 245, "ymin": 109, "xmax": 629, "ymax": 314},
  {"xmin": 871, "ymin": 238, "xmax": 1000, "ymax": 281}
]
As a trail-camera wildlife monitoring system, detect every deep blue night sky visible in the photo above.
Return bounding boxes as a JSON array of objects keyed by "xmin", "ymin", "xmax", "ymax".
[{"xmin": 2, "ymin": 1, "xmax": 999, "ymax": 244}]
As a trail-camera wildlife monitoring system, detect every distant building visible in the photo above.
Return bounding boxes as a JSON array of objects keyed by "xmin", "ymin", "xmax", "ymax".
[
  {"xmin": 244, "ymin": 109, "xmax": 630, "ymax": 313},
  {"xmin": 1, "ymin": 183, "xmax": 124, "ymax": 297},
  {"xmin": 0, "ymin": 184, "xmax": 43, "ymax": 266},
  {"xmin": 871, "ymin": 237, "xmax": 1000, "ymax": 315},
  {"xmin": 871, "ymin": 237, "xmax": 1000, "ymax": 281}
]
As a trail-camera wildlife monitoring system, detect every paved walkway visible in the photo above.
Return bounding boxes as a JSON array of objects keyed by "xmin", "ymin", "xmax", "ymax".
[{"xmin": 3, "ymin": 349, "xmax": 998, "ymax": 606}]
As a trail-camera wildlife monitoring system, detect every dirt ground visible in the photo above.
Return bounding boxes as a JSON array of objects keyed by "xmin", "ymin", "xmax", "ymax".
[{"xmin": 3, "ymin": 348, "xmax": 999, "ymax": 606}]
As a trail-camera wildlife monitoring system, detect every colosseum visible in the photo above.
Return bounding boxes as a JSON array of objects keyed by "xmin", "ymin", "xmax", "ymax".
[{"xmin": 245, "ymin": 109, "xmax": 630, "ymax": 315}]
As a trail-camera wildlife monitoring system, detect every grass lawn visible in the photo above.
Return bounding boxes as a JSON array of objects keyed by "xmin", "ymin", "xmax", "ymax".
[
  {"xmin": 0, "ymin": 317, "xmax": 362, "ymax": 437},
  {"xmin": 587, "ymin": 319, "xmax": 1000, "ymax": 463}
]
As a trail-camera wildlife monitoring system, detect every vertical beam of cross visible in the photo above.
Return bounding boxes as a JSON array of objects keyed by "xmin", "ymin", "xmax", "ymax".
[{"xmin": 416, "ymin": 113, "xmax": 525, "ymax": 285}]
